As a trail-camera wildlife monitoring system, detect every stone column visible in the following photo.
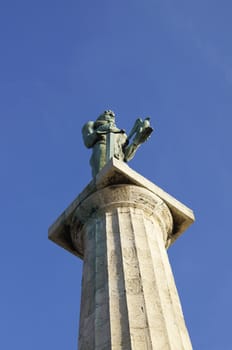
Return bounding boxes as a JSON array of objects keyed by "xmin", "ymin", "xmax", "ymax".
[
  {"xmin": 70, "ymin": 185, "xmax": 191, "ymax": 350},
  {"xmin": 49, "ymin": 158, "xmax": 194, "ymax": 350}
]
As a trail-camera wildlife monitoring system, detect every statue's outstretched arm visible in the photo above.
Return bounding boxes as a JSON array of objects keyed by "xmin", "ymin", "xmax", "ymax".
[
  {"xmin": 127, "ymin": 118, "xmax": 142, "ymax": 140},
  {"xmin": 124, "ymin": 117, "xmax": 153, "ymax": 162}
]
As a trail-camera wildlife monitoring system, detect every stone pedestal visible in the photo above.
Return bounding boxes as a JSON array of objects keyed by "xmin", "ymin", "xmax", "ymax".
[{"xmin": 49, "ymin": 158, "xmax": 195, "ymax": 350}]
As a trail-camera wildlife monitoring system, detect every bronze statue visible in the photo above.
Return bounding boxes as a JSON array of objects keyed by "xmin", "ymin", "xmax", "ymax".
[{"xmin": 82, "ymin": 110, "xmax": 153, "ymax": 177}]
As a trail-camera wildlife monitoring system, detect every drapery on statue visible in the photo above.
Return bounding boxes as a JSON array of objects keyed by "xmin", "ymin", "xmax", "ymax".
[{"xmin": 82, "ymin": 110, "xmax": 153, "ymax": 177}]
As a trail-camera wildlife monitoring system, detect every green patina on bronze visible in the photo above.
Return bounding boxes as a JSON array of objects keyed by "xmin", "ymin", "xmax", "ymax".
[{"xmin": 82, "ymin": 110, "xmax": 153, "ymax": 177}]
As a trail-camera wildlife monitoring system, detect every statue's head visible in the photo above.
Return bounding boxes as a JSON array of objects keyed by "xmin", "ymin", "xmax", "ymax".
[
  {"xmin": 104, "ymin": 110, "xmax": 115, "ymax": 118},
  {"xmin": 97, "ymin": 110, "xmax": 115, "ymax": 121},
  {"xmin": 95, "ymin": 110, "xmax": 116, "ymax": 129}
]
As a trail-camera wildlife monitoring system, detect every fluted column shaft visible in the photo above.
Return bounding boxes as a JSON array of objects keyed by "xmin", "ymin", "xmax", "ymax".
[{"xmin": 71, "ymin": 185, "xmax": 192, "ymax": 350}]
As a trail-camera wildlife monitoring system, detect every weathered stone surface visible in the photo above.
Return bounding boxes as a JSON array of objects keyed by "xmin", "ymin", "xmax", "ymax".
[
  {"xmin": 48, "ymin": 158, "xmax": 195, "ymax": 349},
  {"xmin": 73, "ymin": 185, "xmax": 192, "ymax": 349}
]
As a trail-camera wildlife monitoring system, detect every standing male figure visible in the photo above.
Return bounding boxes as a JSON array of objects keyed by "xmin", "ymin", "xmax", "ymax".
[
  {"xmin": 82, "ymin": 110, "xmax": 127, "ymax": 177},
  {"xmin": 82, "ymin": 110, "xmax": 153, "ymax": 177}
]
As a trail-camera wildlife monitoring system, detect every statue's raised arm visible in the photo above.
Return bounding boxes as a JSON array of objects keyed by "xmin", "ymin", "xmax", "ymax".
[
  {"xmin": 82, "ymin": 110, "xmax": 153, "ymax": 177},
  {"xmin": 124, "ymin": 117, "xmax": 153, "ymax": 162}
]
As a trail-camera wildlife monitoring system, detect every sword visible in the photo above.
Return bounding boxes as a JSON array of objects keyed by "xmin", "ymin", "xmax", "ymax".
[{"xmin": 106, "ymin": 132, "xmax": 115, "ymax": 162}]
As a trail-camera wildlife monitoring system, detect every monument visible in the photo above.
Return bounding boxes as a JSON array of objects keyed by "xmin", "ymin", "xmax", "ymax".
[{"xmin": 49, "ymin": 110, "xmax": 195, "ymax": 349}]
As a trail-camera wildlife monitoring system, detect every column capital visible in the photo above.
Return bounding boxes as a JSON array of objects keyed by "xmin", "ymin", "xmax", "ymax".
[
  {"xmin": 70, "ymin": 185, "xmax": 173, "ymax": 255},
  {"xmin": 48, "ymin": 158, "xmax": 194, "ymax": 258}
]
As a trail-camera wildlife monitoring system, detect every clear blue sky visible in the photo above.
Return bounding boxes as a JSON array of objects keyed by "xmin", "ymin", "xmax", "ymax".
[{"xmin": 1, "ymin": 1, "xmax": 231, "ymax": 349}]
